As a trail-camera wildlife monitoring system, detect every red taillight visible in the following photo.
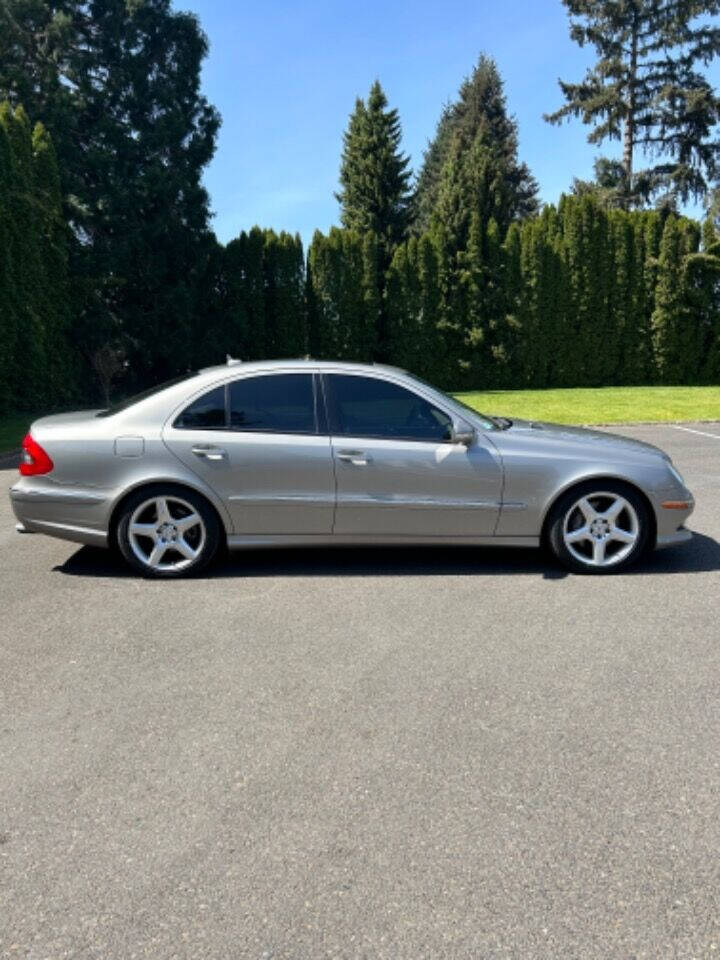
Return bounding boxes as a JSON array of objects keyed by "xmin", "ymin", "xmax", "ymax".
[{"xmin": 20, "ymin": 434, "xmax": 54, "ymax": 476}]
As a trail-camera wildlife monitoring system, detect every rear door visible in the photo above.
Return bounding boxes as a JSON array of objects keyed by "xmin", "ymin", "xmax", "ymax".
[
  {"xmin": 323, "ymin": 373, "xmax": 503, "ymax": 537},
  {"xmin": 163, "ymin": 372, "xmax": 335, "ymax": 535}
]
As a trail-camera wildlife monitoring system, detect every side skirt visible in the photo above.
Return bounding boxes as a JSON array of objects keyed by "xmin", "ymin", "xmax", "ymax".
[{"xmin": 226, "ymin": 534, "xmax": 540, "ymax": 550}]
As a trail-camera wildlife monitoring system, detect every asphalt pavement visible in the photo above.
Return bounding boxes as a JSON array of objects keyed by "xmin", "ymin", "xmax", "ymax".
[{"xmin": 1, "ymin": 422, "xmax": 719, "ymax": 959}]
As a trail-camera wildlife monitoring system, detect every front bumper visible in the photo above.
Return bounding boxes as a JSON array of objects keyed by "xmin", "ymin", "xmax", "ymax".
[
  {"xmin": 655, "ymin": 525, "xmax": 693, "ymax": 549},
  {"xmin": 650, "ymin": 486, "xmax": 695, "ymax": 550}
]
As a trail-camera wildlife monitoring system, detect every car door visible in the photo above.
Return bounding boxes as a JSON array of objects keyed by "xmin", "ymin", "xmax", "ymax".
[
  {"xmin": 323, "ymin": 373, "xmax": 503, "ymax": 537},
  {"xmin": 162, "ymin": 372, "xmax": 335, "ymax": 535}
]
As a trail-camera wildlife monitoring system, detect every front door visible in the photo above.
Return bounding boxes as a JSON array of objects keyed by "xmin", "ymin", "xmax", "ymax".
[
  {"xmin": 163, "ymin": 372, "xmax": 335, "ymax": 535},
  {"xmin": 324, "ymin": 373, "xmax": 503, "ymax": 537}
]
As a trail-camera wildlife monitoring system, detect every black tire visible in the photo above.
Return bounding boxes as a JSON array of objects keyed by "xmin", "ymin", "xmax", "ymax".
[
  {"xmin": 116, "ymin": 484, "xmax": 221, "ymax": 578},
  {"xmin": 547, "ymin": 479, "xmax": 651, "ymax": 575}
]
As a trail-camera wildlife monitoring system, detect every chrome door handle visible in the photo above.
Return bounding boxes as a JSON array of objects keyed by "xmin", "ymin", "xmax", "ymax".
[
  {"xmin": 191, "ymin": 444, "xmax": 227, "ymax": 461},
  {"xmin": 337, "ymin": 449, "xmax": 371, "ymax": 465}
]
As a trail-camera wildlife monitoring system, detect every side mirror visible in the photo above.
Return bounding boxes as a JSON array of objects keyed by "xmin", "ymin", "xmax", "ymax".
[{"xmin": 451, "ymin": 419, "xmax": 475, "ymax": 447}]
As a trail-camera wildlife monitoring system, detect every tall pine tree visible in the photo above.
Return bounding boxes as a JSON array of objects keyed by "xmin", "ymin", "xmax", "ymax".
[
  {"xmin": 415, "ymin": 56, "xmax": 538, "ymax": 234},
  {"xmin": 336, "ymin": 82, "xmax": 413, "ymax": 263},
  {"xmin": 547, "ymin": 0, "xmax": 720, "ymax": 207}
]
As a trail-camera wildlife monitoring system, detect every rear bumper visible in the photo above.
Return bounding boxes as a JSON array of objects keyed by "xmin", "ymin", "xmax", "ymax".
[{"xmin": 10, "ymin": 481, "xmax": 109, "ymax": 547}]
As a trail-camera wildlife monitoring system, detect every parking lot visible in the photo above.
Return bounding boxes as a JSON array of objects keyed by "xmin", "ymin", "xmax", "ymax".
[{"xmin": 1, "ymin": 422, "xmax": 719, "ymax": 959}]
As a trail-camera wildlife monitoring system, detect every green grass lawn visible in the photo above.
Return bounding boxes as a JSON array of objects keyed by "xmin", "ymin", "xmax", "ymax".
[
  {"xmin": 1, "ymin": 386, "xmax": 719, "ymax": 454},
  {"xmin": 453, "ymin": 385, "xmax": 720, "ymax": 425}
]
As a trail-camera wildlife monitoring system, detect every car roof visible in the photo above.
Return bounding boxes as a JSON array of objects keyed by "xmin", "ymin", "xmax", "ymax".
[{"xmin": 196, "ymin": 359, "xmax": 408, "ymax": 379}]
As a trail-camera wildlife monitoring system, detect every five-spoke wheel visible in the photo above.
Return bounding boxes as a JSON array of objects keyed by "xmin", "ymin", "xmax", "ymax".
[
  {"xmin": 548, "ymin": 481, "xmax": 650, "ymax": 574},
  {"xmin": 116, "ymin": 486, "xmax": 220, "ymax": 577}
]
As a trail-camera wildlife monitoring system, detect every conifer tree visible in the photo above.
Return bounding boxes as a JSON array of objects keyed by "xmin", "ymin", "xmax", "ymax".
[
  {"xmin": 360, "ymin": 233, "xmax": 381, "ymax": 361},
  {"xmin": 652, "ymin": 216, "xmax": 689, "ymax": 381},
  {"xmin": 607, "ymin": 211, "xmax": 635, "ymax": 383},
  {"xmin": 683, "ymin": 219, "xmax": 720, "ymax": 381},
  {"xmin": 415, "ymin": 56, "xmax": 538, "ymax": 233},
  {"xmin": 0, "ymin": 111, "xmax": 15, "ymax": 412},
  {"xmin": 498, "ymin": 222, "xmax": 524, "ymax": 385},
  {"xmin": 243, "ymin": 227, "xmax": 268, "ymax": 360},
  {"xmin": 412, "ymin": 58, "xmax": 539, "ymax": 381},
  {"xmin": 221, "ymin": 236, "xmax": 251, "ymax": 360},
  {"xmin": 457, "ymin": 213, "xmax": 486, "ymax": 370},
  {"xmin": 264, "ymin": 231, "xmax": 307, "ymax": 358},
  {"xmin": 0, "ymin": 0, "xmax": 221, "ymax": 392},
  {"xmin": 0, "ymin": 103, "xmax": 73, "ymax": 410},
  {"xmin": 336, "ymin": 82, "xmax": 413, "ymax": 264},
  {"xmin": 31, "ymin": 120, "xmax": 76, "ymax": 405},
  {"xmin": 417, "ymin": 233, "xmax": 448, "ymax": 383},
  {"xmin": 1, "ymin": 103, "xmax": 45, "ymax": 407},
  {"xmin": 559, "ymin": 195, "xmax": 615, "ymax": 385},
  {"xmin": 547, "ymin": 0, "xmax": 720, "ymax": 207},
  {"xmin": 385, "ymin": 232, "xmax": 450, "ymax": 382},
  {"xmin": 386, "ymin": 239, "xmax": 422, "ymax": 372},
  {"xmin": 219, "ymin": 229, "xmax": 306, "ymax": 362},
  {"xmin": 306, "ymin": 229, "xmax": 371, "ymax": 360},
  {"xmin": 531, "ymin": 206, "xmax": 567, "ymax": 387}
]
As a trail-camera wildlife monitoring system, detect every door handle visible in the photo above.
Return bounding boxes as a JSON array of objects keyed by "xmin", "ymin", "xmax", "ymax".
[
  {"xmin": 191, "ymin": 444, "xmax": 227, "ymax": 461},
  {"xmin": 337, "ymin": 449, "xmax": 371, "ymax": 466}
]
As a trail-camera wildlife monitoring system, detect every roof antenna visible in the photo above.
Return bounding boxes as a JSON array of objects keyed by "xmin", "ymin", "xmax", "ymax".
[{"xmin": 226, "ymin": 354, "xmax": 242, "ymax": 366}]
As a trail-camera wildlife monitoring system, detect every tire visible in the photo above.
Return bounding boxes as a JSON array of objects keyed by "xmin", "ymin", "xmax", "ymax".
[
  {"xmin": 116, "ymin": 485, "xmax": 221, "ymax": 578},
  {"xmin": 547, "ymin": 480, "xmax": 651, "ymax": 575}
]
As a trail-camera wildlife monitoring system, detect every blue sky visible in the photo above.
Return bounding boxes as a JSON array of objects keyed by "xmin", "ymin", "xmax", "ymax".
[{"xmin": 182, "ymin": 0, "xmax": 716, "ymax": 247}]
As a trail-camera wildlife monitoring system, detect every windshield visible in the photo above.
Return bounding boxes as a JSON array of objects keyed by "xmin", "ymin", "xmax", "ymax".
[{"xmin": 96, "ymin": 373, "xmax": 193, "ymax": 417}]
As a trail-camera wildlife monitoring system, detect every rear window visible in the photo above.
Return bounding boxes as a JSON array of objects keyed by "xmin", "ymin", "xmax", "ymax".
[{"xmin": 97, "ymin": 374, "xmax": 193, "ymax": 417}]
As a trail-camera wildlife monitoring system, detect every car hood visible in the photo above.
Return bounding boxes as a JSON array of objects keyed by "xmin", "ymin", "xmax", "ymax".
[{"xmin": 490, "ymin": 418, "xmax": 669, "ymax": 460}]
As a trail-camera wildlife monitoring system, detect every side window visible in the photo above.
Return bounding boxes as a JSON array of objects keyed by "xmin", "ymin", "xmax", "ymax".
[
  {"xmin": 174, "ymin": 386, "xmax": 226, "ymax": 429},
  {"xmin": 327, "ymin": 375, "xmax": 452, "ymax": 442},
  {"xmin": 229, "ymin": 374, "xmax": 316, "ymax": 434}
]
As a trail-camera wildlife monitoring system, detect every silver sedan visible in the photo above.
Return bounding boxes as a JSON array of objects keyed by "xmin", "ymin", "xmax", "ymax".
[{"xmin": 10, "ymin": 360, "xmax": 695, "ymax": 577}]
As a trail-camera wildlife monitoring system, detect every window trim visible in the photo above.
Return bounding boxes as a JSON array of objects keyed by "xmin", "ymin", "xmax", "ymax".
[
  {"xmin": 321, "ymin": 372, "xmax": 455, "ymax": 445},
  {"xmin": 172, "ymin": 372, "xmax": 321, "ymax": 436}
]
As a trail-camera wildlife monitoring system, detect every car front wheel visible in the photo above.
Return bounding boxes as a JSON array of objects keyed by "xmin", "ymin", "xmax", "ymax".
[
  {"xmin": 547, "ymin": 481, "xmax": 651, "ymax": 574},
  {"xmin": 116, "ymin": 486, "xmax": 221, "ymax": 578}
]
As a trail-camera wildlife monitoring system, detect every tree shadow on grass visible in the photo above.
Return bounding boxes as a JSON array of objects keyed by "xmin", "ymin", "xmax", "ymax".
[{"xmin": 53, "ymin": 531, "xmax": 720, "ymax": 581}]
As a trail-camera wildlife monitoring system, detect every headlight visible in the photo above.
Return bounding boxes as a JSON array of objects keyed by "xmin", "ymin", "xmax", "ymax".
[{"xmin": 668, "ymin": 462, "xmax": 686, "ymax": 487}]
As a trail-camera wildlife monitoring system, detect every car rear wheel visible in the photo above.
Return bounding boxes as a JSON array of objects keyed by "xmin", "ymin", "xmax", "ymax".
[
  {"xmin": 547, "ymin": 481, "xmax": 651, "ymax": 575},
  {"xmin": 116, "ymin": 487, "xmax": 221, "ymax": 578}
]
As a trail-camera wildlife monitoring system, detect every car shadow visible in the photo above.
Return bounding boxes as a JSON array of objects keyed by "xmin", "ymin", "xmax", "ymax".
[{"xmin": 53, "ymin": 531, "xmax": 720, "ymax": 580}]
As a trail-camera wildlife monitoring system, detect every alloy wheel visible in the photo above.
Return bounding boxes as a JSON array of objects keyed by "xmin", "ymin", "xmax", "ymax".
[
  {"xmin": 562, "ymin": 491, "xmax": 640, "ymax": 568},
  {"xmin": 127, "ymin": 495, "xmax": 207, "ymax": 573}
]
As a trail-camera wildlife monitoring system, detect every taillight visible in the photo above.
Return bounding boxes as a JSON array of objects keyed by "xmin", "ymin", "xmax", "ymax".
[{"xmin": 20, "ymin": 434, "xmax": 54, "ymax": 476}]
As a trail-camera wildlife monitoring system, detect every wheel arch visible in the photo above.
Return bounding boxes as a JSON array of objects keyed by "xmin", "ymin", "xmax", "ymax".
[
  {"xmin": 108, "ymin": 478, "xmax": 230, "ymax": 549},
  {"xmin": 539, "ymin": 474, "xmax": 657, "ymax": 549}
]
